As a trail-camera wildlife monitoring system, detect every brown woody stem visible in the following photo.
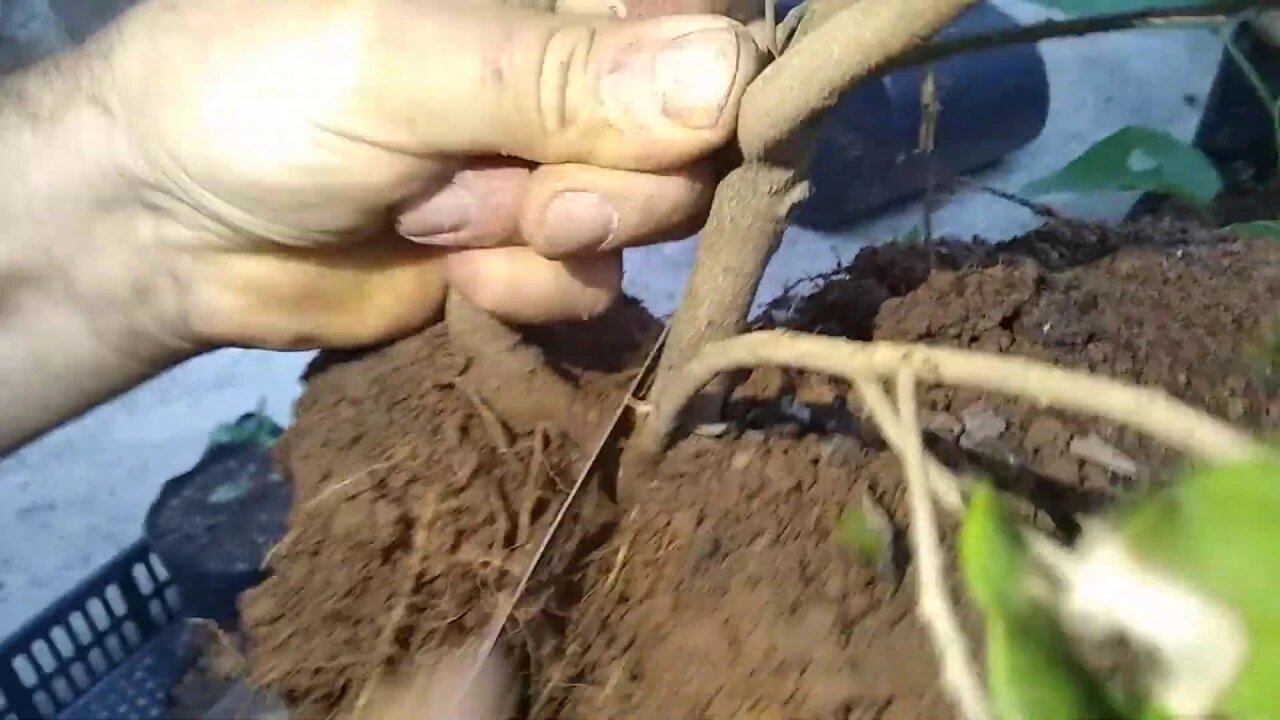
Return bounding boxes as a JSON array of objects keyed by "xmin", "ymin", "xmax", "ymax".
[{"xmin": 639, "ymin": 0, "xmax": 980, "ymax": 452}]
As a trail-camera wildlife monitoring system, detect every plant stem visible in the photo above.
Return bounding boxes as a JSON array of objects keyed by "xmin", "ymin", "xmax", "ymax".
[
  {"xmin": 890, "ymin": 0, "xmax": 1277, "ymax": 73},
  {"xmin": 642, "ymin": 163, "xmax": 797, "ymax": 436},
  {"xmin": 647, "ymin": 330, "xmax": 1262, "ymax": 461},
  {"xmin": 642, "ymin": 0, "xmax": 980, "ymax": 452}
]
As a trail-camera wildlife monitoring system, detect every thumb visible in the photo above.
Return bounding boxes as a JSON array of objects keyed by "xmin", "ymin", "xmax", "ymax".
[{"xmin": 356, "ymin": 1, "xmax": 764, "ymax": 170}]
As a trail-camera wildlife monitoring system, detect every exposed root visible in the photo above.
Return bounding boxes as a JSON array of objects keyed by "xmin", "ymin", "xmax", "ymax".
[
  {"xmin": 852, "ymin": 376, "xmax": 966, "ymax": 516},
  {"xmin": 444, "ymin": 289, "xmax": 591, "ymax": 448},
  {"xmin": 645, "ymin": 331, "xmax": 1261, "ymax": 462},
  {"xmin": 260, "ymin": 451, "xmax": 407, "ymax": 570},
  {"xmin": 894, "ymin": 371, "xmax": 990, "ymax": 720},
  {"xmin": 351, "ymin": 486, "xmax": 444, "ymax": 720}
]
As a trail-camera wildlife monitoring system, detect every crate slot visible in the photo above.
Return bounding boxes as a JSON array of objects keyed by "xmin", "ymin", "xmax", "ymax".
[
  {"xmin": 131, "ymin": 564, "xmax": 156, "ymax": 597},
  {"xmin": 29, "ymin": 641, "xmax": 56, "ymax": 675},
  {"xmin": 104, "ymin": 633, "xmax": 126, "ymax": 664},
  {"xmin": 122, "ymin": 622, "xmax": 141, "ymax": 649},
  {"xmin": 32, "ymin": 690, "xmax": 54, "ymax": 718},
  {"xmin": 86, "ymin": 648, "xmax": 108, "ymax": 677},
  {"xmin": 67, "ymin": 613, "xmax": 93, "ymax": 648},
  {"xmin": 104, "ymin": 585, "xmax": 127, "ymax": 619},
  {"xmin": 86, "ymin": 599, "xmax": 112, "ymax": 632},
  {"xmin": 147, "ymin": 555, "xmax": 169, "ymax": 583},
  {"xmin": 50, "ymin": 675, "xmax": 73, "ymax": 706},
  {"xmin": 11, "ymin": 656, "xmax": 38, "ymax": 688},
  {"xmin": 68, "ymin": 662, "xmax": 91, "ymax": 692},
  {"xmin": 48, "ymin": 627, "xmax": 75, "ymax": 662},
  {"xmin": 147, "ymin": 599, "xmax": 168, "ymax": 626}
]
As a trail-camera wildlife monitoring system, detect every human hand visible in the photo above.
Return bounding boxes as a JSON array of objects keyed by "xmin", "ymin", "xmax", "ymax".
[{"xmin": 81, "ymin": 0, "xmax": 764, "ymax": 351}]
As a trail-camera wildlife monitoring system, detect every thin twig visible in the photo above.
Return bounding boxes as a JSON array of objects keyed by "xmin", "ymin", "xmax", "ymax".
[
  {"xmin": 895, "ymin": 370, "xmax": 990, "ymax": 720},
  {"xmin": 888, "ymin": 0, "xmax": 1275, "ymax": 73},
  {"xmin": 649, "ymin": 331, "xmax": 1260, "ymax": 461},
  {"xmin": 919, "ymin": 66, "xmax": 941, "ymax": 242}
]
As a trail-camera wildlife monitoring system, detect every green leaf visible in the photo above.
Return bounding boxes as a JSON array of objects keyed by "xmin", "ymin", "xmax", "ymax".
[
  {"xmin": 960, "ymin": 485, "xmax": 1131, "ymax": 720},
  {"xmin": 1025, "ymin": 0, "xmax": 1219, "ymax": 16},
  {"xmin": 1023, "ymin": 126, "xmax": 1223, "ymax": 206},
  {"xmin": 208, "ymin": 400, "xmax": 284, "ymax": 449},
  {"xmin": 1220, "ymin": 220, "xmax": 1280, "ymax": 242},
  {"xmin": 835, "ymin": 492, "xmax": 896, "ymax": 579},
  {"xmin": 1117, "ymin": 451, "xmax": 1280, "ymax": 719}
]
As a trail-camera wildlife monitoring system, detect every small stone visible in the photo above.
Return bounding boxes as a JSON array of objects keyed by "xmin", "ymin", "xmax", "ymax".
[
  {"xmin": 959, "ymin": 402, "xmax": 1007, "ymax": 449},
  {"xmin": 1024, "ymin": 416, "xmax": 1069, "ymax": 454},
  {"xmin": 922, "ymin": 411, "xmax": 962, "ymax": 439},
  {"xmin": 693, "ymin": 422, "xmax": 731, "ymax": 438},
  {"xmin": 820, "ymin": 435, "xmax": 863, "ymax": 468},
  {"xmin": 1069, "ymin": 433, "xmax": 1139, "ymax": 479}
]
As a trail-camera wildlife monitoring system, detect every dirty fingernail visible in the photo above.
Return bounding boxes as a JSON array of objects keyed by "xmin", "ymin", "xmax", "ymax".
[
  {"xmin": 539, "ymin": 191, "xmax": 619, "ymax": 255},
  {"xmin": 655, "ymin": 28, "xmax": 740, "ymax": 129},
  {"xmin": 398, "ymin": 184, "xmax": 475, "ymax": 243}
]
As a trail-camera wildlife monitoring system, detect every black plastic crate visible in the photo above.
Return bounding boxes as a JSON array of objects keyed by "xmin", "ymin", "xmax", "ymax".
[{"xmin": 0, "ymin": 540, "xmax": 192, "ymax": 720}]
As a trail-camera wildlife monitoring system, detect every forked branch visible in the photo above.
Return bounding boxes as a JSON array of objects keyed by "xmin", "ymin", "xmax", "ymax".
[{"xmin": 640, "ymin": 0, "xmax": 980, "ymax": 446}]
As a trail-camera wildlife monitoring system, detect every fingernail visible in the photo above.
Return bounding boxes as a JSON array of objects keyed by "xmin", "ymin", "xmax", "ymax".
[
  {"xmin": 398, "ymin": 184, "xmax": 475, "ymax": 243},
  {"xmin": 655, "ymin": 28, "xmax": 740, "ymax": 129},
  {"xmin": 540, "ymin": 192, "xmax": 619, "ymax": 255}
]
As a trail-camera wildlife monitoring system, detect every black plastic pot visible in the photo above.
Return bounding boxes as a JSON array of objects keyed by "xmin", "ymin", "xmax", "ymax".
[
  {"xmin": 1193, "ymin": 20, "xmax": 1280, "ymax": 187},
  {"xmin": 143, "ymin": 427, "xmax": 292, "ymax": 629},
  {"xmin": 1126, "ymin": 21, "xmax": 1280, "ymax": 222},
  {"xmin": 779, "ymin": 0, "xmax": 1050, "ymax": 231}
]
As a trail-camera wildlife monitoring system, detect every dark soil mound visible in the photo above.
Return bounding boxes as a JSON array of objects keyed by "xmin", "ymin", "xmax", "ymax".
[{"xmin": 241, "ymin": 218, "xmax": 1279, "ymax": 720}]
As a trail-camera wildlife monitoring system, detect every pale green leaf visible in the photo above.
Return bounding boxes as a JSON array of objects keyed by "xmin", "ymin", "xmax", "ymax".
[
  {"xmin": 1023, "ymin": 126, "xmax": 1222, "ymax": 206},
  {"xmin": 960, "ymin": 485, "xmax": 1131, "ymax": 720},
  {"xmin": 835, "ymin": 492, "xmax": 895, "ymax": 578},
  {"xmin": 1118, "ymin": 452, "xmax": 1280, "ymax": 719},
  {"xmin": 208, "ymin": 400, "xmax": 283, "ymax": 449},
  {"xmin": 1221, "ymin": 220, "xmax": 1280, "ymax": 242}
]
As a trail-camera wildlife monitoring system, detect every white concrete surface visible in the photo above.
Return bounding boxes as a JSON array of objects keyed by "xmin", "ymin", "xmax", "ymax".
[{"xmin": 0, "ymin": 0, "xmax": 1224, "ymax": 635}]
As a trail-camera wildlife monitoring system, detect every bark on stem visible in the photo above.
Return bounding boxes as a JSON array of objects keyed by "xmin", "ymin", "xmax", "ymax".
[
  {"xmin": 643, "ymin": 162, "xmax": 797, "ymax": 427},
  {"xmin": 641, "ymin": 0, "xmax": 980, "ymax": 450}
]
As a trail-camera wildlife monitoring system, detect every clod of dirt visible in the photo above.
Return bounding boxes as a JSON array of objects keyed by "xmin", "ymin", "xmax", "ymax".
[{"xmin": 244, "ymin": 217, "xmax": 1278, "ymax": 720}]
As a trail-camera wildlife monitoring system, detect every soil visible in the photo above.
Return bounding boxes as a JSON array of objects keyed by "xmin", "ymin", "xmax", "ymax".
[{"xmin": 241, "ymin": 213, "xmax": 1279, "ymax": 719}]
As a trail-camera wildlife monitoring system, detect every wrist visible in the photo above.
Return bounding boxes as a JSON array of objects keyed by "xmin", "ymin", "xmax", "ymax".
[{"xmin": 0, "ymin": 48, "xmax": 202, "ymax": 451}]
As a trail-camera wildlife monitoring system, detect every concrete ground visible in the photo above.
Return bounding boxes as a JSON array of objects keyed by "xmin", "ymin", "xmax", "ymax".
[{"xmin": 0, "ymin": 0, "xmax": 1223, "ymax": 636}]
